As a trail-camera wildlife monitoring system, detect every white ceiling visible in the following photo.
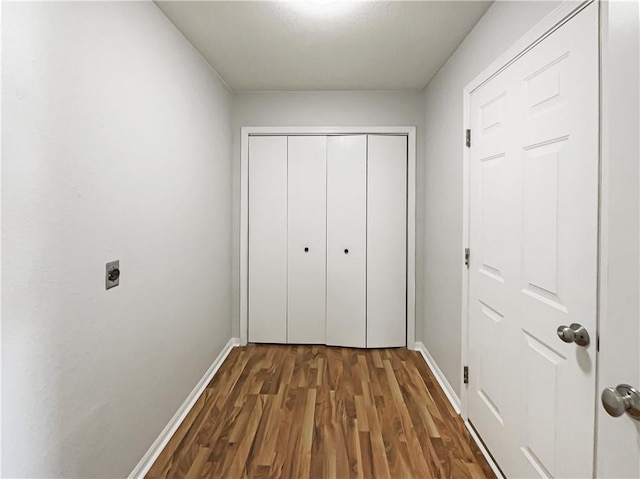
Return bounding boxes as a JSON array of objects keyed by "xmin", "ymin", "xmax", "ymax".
[{"xmin": 156, "ymin": 1, "xmax": 492, "ymax": 92}]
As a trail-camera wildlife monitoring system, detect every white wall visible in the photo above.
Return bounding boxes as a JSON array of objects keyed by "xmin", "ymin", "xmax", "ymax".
[
  {"xmin": 422, "ymin": 0, "xmax": 561, "ymax": 396},
  {"xmin": 231, "ymin": 91, "xmax": 425, "ymax": 341},
  {"xmin": 2, "ymin": 2, "xmax": 232, "ymax": 477}
]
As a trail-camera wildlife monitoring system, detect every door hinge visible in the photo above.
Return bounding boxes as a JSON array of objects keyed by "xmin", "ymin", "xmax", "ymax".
[
  {"xmin": 465, "ymin": 129, "xmax": 471, "ymax": 148},
  {"xmin": 464, "ymin": 366, "xmax": 469, "ymax": 385},
  {"xmin": 464, "ymin": 248, "xmax": 470, "ymax": 269}
]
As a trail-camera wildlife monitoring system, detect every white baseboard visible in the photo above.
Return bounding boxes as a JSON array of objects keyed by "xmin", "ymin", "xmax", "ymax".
[
  {"xmin": 128, "ymin": 337, "xmax": 240, "ymax": 479},
  {"xmin": 464, "ymin": 420, "xmax": 505, "ymax": 479},
  {"xmin": 414, "ymin": 341, "xmax": 461, "ymax": 414},
  {"xmin": 414, "ymin": 342, "xmax": 504, "ymax": 479}
]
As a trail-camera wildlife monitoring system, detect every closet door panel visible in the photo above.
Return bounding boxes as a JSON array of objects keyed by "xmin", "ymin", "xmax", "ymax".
[
  {"xmin": 367, "ymin": 135, "xmax": 407, "ymax": 348},
  {"xmin": 326, "ymin": 135, "xmax": 367, "ymax": 348},
  {"xmin": 288, "ymin": 136, "xmax": 327, "ymax": 344},
  {"xmin": 248, "ymin": 136, "xmax": 288, "ymax": 343}
]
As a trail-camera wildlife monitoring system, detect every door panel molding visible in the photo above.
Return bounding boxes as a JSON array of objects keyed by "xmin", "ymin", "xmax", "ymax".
[{"xmin": 240, "ymin": 126, "xmax": 417, "ymax": 348}]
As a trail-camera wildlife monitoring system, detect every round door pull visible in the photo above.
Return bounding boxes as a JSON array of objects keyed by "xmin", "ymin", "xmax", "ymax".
[
  {"xmin": 344, "ymin": 249, "xmax": 349, "ymax": 254},
  {"xmin": 556, "ymin": 323, "xmax": 590, "ymax": 347},
  {"xmin": 304, "ymin": 247, "xmax": 309, "ymax": 252},
  {"xmin": 602, "ymin": 384, "xmax": 640, "ymax": 420}
]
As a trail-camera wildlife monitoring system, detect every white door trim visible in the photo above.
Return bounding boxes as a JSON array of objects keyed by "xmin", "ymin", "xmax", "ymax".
[
  {"xmin": 595, "ymin": 0, "xmax": 640, "ymax": 475},
  {"xmin": 240, "ymin": 126, "xmax": 417, "ymax": 349},
  {"xmin": 460, "ymin": 0, "xmax": 596, "ymax": 419}
]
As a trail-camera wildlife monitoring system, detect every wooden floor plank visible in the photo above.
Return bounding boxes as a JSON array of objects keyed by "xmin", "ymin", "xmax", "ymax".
[
  {"xmin": 146, "ymin": 345, "xmax": 496, "ymax": 479},
  {"xmin": 184, "ymin": 447, "xmax": 210, "ymax": 479}
]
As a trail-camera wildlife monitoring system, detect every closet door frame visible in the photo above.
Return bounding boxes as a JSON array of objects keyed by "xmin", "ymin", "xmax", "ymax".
[{"xmin": 240, "ymin": 126, "xmax": 417, "ymax": 349}]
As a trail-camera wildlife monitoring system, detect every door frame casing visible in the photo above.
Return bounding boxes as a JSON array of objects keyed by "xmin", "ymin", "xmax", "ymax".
[
  {"xmin": 595, "ymin": 0, "xmax": 640, "ymax": 476},
  {"xmin": 240, "ymin": 126, "xmax": 417, "ymax": 349}
]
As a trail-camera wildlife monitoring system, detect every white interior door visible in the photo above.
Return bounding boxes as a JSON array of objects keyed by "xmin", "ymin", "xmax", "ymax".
[
  {"xmin": 596, "ymin": 0, "xmax": 640, "ymax": 476},
  {"xmin": 287, "ymin": 136, "xmax": 327, "ymax": 344},
  {"xmin": 248, "ymin": 136, "xmax": 288, "ymax": 343},
  {"xmin": 367, "ymin": 135, "xmax": 407, "ymax": 348},
  {"xmin": 468, "ymin": 4, "xmax": 598, "ymax": 477},
  {"xmin": 326, "ymin": 135, "xmax": 367, "ymax": 348}
]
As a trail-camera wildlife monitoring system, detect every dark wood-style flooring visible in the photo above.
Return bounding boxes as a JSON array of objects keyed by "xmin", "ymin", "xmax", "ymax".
[{"xmin": 146, "ymin": 345, "xmax": 496, "ymax": 479}]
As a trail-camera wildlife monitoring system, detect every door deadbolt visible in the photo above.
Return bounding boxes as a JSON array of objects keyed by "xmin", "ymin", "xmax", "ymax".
[
  {"xmin": 601, "ymin": 384, "xmax": 640, "ymax": 421},
  {"xmin": 556, "ymin": 323, "xmax": 590, "ymax": 347}
]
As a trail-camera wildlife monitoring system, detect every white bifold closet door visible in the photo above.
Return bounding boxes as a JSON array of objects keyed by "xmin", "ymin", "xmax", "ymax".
[
  {"xmin": 367, "ymin": 135, "xmax": 407, "ymax": 348},
  {"xmin": 249, "ymin": 133, "xmax": 407, "ymax": 348},
  {"xmin": 287, "ymin": 136, "xmax": 327, "ymax": 344},
  {"xmin": 326, "ymin": 136, "xmax": 367, "ymax": 348},
  {"xmin": 248, "ymin": 136, "xmax": 288, "ymax": 343}
]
